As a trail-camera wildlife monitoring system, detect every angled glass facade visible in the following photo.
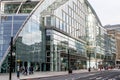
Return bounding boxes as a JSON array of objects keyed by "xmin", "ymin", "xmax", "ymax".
[{"xmin": 0, "ymin": 14, "xmax": 28, "ymax": 61}]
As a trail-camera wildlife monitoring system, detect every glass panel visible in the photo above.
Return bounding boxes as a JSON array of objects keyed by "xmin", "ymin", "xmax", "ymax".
[{"xmin": 4, "ymin": 2, "xmax": 38, "ymax": 14}]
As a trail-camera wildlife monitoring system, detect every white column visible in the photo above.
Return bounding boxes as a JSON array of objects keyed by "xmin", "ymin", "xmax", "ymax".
[
  {"xmin": 58, "ymin": 51, "xmax": 61, "ymax": 71},
  {"xmin": 95, "ymin": 48, "xmax": 97, "ymax": 69},
  {"xmin": 54, "ymin": 45, "xmax": 58, "ymax": 71},
  {"xmin": 27, "ymin": 61, "xmax": 30, "ymax": 75},
  {"xmin": 50, "ymin": 41, "xmax": 54, "ymax": 71}
]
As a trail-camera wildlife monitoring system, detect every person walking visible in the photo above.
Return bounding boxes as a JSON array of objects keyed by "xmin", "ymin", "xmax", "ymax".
[
  {"xmin": 31, "ymin": 66, "xmax": 34, "ymax": 74},
  {"xmin": 17, "ymin": 65, "xmax": 20, "ymax": 79},
  {"xmin": 23, "ymin": 66, "xmax": 28, "ymax": 75}
]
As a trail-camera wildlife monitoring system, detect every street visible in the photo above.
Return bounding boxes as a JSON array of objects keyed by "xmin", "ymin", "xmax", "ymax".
[
  {"xmin": 26, "ymin": 69, "xmax": 120, "ymax": 80},
  {"xmin": 76, "ymin": 70, "xmax": 120, "ymax": 80}
]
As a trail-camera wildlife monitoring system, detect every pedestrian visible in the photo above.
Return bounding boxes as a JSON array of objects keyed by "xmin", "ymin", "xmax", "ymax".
[
  {"xmin": 24, "ymin": 66, "xmax": 28, "ymax": 75},
  {"xmin": 31, "ymin": 66, "xmax": 34, "ymax": 74},
  {"xmin": 88, "ymin": 67, "xmax": 91, "ymax": 72},
  {"xmin": 21, "ymin": 66, "xmax": 24, "ymax": 74},
  {"xmin": 17, "ymin": 65, "xmax": 20, "ymax": 79},
  {"xmin": 29, "ymin": 66, "xmax": 31, "ymax": 74},
  {"xmin": 65, "ymin": 67, "xmax": 67, "ymax": 71}
]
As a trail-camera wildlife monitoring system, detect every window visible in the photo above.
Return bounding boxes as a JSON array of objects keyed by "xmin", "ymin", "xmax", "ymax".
[{"xmin": 46, "ymin": 17, "xmax": 51, "ymax": 26}]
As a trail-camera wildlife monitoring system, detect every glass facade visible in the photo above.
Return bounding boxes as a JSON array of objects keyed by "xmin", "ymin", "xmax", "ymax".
[
  {"xmin": 42, "ymin": 0, "xmax": 88, "ymax": 71},
  {"xmin": 43, "ymin": 0, "xmax": 87, "ymax": 41},
  {"xmin": 15, "ymin": 14, "xmax": 42, "ymax": 71},
  {"xmin": 0, "ymin": 0, "xmax": 116, "ymax": 73},
  {"xmin": 45, "ymin": 30, "xmax": 87, "ymax": 71},
  {"xmin": 0, "ymin": 0, "xmax": 63, "ymax": 72},
  {"xmin": 0, "ymin": 14, "xmax": 28, "ymax": 61},
  {"xmin": 0, "ymin": 14, "xmax": 29, "ymax": 72},
  {"xmin": 86, "ymin": 2, "xmax": 106, "ymax": 69},
  {"xmin": 104, "ymin": 30, "xmax": 116, "ymax": 67},
  {"xmin": 4, "ymin": 2, "xmax": 38, "ymax": 14}
]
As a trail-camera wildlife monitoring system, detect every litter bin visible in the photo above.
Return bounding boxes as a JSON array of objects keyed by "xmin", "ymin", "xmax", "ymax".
[
  {"xmin": 68, "ymin": 68, "xmax": 72, "ymax": 74},
  {"xmin": 88, "ymin": 67, "xmax": 91, "ymax": 72}
]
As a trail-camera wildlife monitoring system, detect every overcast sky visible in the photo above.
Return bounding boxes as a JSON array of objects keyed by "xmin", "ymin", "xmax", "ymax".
[{"xmin": 88, "ymin": 0, "xmax": 120, "ymax": 26}]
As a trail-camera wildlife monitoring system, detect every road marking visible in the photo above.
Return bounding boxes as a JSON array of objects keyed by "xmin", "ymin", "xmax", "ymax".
[
  {"xmin": 88, "ymin": 73, "xmax": 95, "ymax": 76},
  {"xmin": 96, "ymin": 77, "xmax": 102, "ymax": 80},
  {"xmin": 103, "ymin": 77, "xmax": 108, "ymax": 80},
  {"xmin": 89, "ymin": 77, "xmax": 97, "ymax": 79},
  {"xmin": 75, "ymin": 77, "xmax": 81, "ymax": 80},
  {"xmin": 108, "ymin": 79, "xmax": 116, "ymax": 80}
]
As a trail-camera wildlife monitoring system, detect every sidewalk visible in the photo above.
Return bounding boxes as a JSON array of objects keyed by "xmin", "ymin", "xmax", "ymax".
[
  {"xmin": 0, "ymin": 73, "xmax": 18, "ymax": 80},
  {"xmin": 0, "ymin": 69, "xmax": 96, "ymax": 80}
]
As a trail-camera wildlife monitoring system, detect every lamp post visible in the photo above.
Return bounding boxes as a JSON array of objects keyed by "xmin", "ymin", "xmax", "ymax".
[
  {"xmin": 9, "ymin": 37, "xmax": 13, "ymax": 80},
  {"xmin": 9, "ymin": 15, "xmax": 14, "ymax": 80},
  {"xmin": 9, "ymin": 0, "xmax": 31, "ymax": 80}
]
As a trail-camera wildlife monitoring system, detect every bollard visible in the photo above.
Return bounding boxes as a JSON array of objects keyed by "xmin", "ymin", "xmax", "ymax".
[{"xmin": 88, "ymin": 68, "xmax": 91, "ymax": 72}]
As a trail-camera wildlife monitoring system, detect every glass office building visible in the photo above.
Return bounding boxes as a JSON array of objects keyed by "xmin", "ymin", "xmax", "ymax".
[{"xmin": 0, "ymin": 0, "xmax": 112, "ymax": 73}]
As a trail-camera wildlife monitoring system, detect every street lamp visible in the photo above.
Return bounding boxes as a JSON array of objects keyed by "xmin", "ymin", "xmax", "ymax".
[
  {"xmin": 9, "ymin": 0, "xmax": 31, "ymax": 80},
  {"xmin": 9, "ymin": 15, "xmax": 14, "ymax": 80},
  {"xmin": 9, "ymin": 36, "xmax": 13, "ymax": 80}
]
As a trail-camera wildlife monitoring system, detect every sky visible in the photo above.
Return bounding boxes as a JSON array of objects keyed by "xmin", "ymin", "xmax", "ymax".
[{"xmin": 88, "ymin": 0, "xmax": 120, "ymax": 26}]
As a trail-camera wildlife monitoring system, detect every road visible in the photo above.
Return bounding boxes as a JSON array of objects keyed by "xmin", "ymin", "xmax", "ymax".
[
  {"xmin": 23, "ymin": 69, "xmax": 120, "ymax": 80},
  {"xmin": 76, "ymin": 70, "xmax": 120, "ymax": 80}
]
